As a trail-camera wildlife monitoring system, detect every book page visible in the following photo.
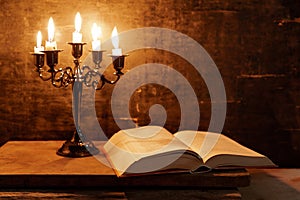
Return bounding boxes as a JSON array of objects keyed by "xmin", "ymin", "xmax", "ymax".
[
  {"xmin": 103, "ymin": 126, "xmax": 192, "ymax": 176},
  {"xmin": 174, "ymin": 130, "xmax": 275, "ymax": 168}
]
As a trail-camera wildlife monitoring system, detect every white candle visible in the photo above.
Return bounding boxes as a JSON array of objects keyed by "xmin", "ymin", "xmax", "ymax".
[
  {"xmin": 111, "ymin": 26, "xmax": 122, "ymax": 56},
  {"xmin": 91, "ymin": 23, "xmax": 102, "ymax": 51},
  {"xmin": 34, "ymin": 31, "xmax": 44, "ymax": 53},
  {"xmin": 45, "ymin": 17, "xmax": 57, "ymax": 50},
  {"xmin": 72, "ymin": 12, "xmax": 82, "ymax": 43}
]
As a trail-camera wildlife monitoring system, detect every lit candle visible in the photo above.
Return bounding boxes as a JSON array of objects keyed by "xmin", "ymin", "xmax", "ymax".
[
  {"xmin": 91, "ymin": 23, "xmax": 102, "ymax": 51},
  {"xmin": 34, "ymin": 31, "xmax": 44, "ymax": 53},
  {"xmin": 72, "ymin": 12, "xmax": 82, "ymax": 43},
  {"xmin": 45, "ymin": 17, "xmax": 57, "ymax": 50},
  {"xmin": 111, "ymin": 26, "xmax": 122, "ymax": 56}
]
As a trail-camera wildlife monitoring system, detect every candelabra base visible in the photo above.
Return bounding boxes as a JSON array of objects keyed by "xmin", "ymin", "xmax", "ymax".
[{"xmin": 56, "ymin": 132, "xmax": 99, "ymax": 157}]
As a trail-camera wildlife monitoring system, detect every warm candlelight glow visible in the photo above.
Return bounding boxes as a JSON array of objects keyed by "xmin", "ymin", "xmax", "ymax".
[
  {"xmin": 111, "ymin": 26, "xmax": 122, "ymax": 56},
  {"xmin": 72, "ymin": 12, "xmax": 82, "ymax": 43},
  {"xmin": 91, "ymin": 23, "xmax": 102, "ymax": 51},
  {"xmin": 37, "ymin": 31, "xmax": 42, "ymax": 48},
  {"xmin": 34, "ymin": 31, "xmax": 44, "ymax": 53},
  {"xmin": 92, "ymin": 23, "xmax": 102, "ymax": 41},
  {"xmin": 45, "ymin": 17, "xmax": 57, "ymax": 50},
  {"xmin": 48, "ymin": 17, "xmax": 55, "ymax": 42},
  {"xmin": 75, "ymin": 12, "xmax": 82, "ymax": 33},
  {"xmin": 111, "ymin": 26, "xmax": 119, "ymax": 49}
]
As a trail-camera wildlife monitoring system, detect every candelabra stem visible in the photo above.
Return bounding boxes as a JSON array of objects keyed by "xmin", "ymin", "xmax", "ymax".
[
  {"xmin": 56, "ymin": 58, "xmax": 99, "ymax": 157},
  {"xmin": 73, "ymin": 74, "xmax": 82, "ymax": 140}
]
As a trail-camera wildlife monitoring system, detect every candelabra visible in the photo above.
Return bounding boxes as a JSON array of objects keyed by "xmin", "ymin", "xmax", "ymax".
[{"xmin": 31, "ymin": 43, "xmax": 127, "ymax": 157}]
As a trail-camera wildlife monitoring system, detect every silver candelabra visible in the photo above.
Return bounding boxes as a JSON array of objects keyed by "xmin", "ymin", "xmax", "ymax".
[{"xmin": 31, "ymin": 42, "xmax": 128, "ymax": 157}]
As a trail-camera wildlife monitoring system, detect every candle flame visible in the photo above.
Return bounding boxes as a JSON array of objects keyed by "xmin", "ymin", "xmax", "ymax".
[
  {"xmin": 111, "ymin": 26, "xmax": 119, "ymax": 49},
  {"xmin": 75, "ymin": 12, "xmax": 82, "ymax": 33},
  {"xmin": 92, "ymin": 23, "xmax": 102, "ymax": 41},
  {"xmin": 36, "ymin": 31, "xmax": 42, "ymax": 48},
  {"xmin": 48, "ymin": 17, "xmax": 55, "ymax": 42}
]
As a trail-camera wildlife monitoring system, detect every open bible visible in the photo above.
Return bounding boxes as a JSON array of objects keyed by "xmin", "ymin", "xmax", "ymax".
[{"xmin": 101, "ymin": 126, "xmax": 275, "ymax": 177}]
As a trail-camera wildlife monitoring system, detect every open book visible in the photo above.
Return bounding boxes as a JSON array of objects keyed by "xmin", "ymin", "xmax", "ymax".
[{"xmin": 102, "ymin": 126, "xmax": 275, "ymax": 177}]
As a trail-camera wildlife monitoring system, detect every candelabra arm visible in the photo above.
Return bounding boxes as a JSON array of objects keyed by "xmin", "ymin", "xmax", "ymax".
[
  {"xmin": 50, "ymin": 67, "xmax": 75, "ymax": 88},
  {"xmin": 37, "ymin": 68, "xmax": 52, "ymax": 81},
  {"xmin": 33, "ymin": 50, "xmax": 75, "ymax": 88},
  {"xmin": 81, "ymin": 65, "xmax": 101, "ymax": 89},
  {"xmin": 97, "ymin": 74, "xmax": 121, "ymax": 90}
]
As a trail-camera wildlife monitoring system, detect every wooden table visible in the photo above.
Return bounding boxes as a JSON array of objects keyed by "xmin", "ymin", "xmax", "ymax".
[{"xmin": 0, "ymin": 141, "xmax": 250, "ymax": 199}]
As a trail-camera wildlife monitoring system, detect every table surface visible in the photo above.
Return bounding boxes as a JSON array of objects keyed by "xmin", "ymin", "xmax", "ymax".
[
  {"xmin": 0, "ymin": 141, "xmax": 114, "ymax": 175},
  {"xmin": 0, "ymin": 141, "xmax": 250, "ymax": 188},
  {"xmin": 0, "ymin": 141, "xmax": 299, "ymax": 199}
]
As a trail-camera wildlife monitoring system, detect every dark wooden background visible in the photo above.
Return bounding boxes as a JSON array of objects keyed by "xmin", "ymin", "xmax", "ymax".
[{"xmin": 0, "ymin": 0, "xmax": 299, "ymax": 166}]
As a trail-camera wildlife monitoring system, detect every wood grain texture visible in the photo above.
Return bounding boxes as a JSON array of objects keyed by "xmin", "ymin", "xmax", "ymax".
[{"xmin": 0, "ymin": 189, "xmax": 242, "ymax": 200}]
